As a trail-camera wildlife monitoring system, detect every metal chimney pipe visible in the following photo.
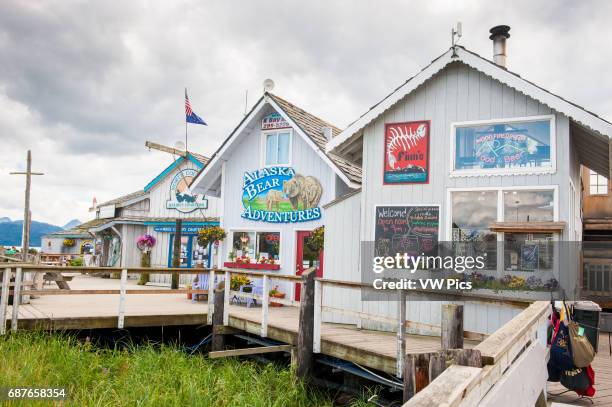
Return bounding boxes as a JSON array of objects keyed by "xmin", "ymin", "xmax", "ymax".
[{"xmin": 489, "ymin": 25, "xmax": 511, "ymax": 68}]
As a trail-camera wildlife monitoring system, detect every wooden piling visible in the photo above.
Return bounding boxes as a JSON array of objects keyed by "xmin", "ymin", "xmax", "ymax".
[
  {"xmin": 211, "ymin": 280, "xmax": 225, "ymax": 351},
  {"xmin": 170, "ymin": 218, "xmax": 182, "ymax": 289},
  {"xmin": 441, "ymin": 304, "xmax": 463, "ymax": 350},
  {"xmin": 296, "ymin": 268, "xmax": 315, "ymax": 381}
]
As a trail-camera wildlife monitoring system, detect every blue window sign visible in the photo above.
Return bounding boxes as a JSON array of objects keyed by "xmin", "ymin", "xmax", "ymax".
[{"xmin": 453, "ymin": 117, "xmax": 553, "ymax": 174}]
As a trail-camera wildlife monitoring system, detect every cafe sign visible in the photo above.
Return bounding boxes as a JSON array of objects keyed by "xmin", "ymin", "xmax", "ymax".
[
  {"xmin": 241, "ymin": 166, "xmax": 323, "ymax": 223},
  {"xmin": 384, "ymin": 121, "xmax": 430, "ymax": 184},
  {"xmin": 166, "ymin": 168, "xmax": 208, "ymax": 213}
]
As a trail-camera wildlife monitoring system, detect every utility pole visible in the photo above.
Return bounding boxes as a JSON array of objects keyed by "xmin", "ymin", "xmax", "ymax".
[{"xmin": 10, "ymin": 150, "xmax": 44, "ymax": 260}]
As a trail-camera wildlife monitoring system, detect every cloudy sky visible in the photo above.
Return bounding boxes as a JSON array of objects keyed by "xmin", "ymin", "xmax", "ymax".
[{"xmin": 1, "ymin": 1, "xmax": 611, "ymax": 226}]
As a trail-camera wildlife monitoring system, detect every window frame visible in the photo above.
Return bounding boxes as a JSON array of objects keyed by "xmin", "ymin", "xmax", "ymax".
[
  {"xmin": 446, "ymin": 186, "xmax": 560, "ymax": 274},
  {"xmin": 449, "ymin": 115, "xmax": 557, "ymax": 177},
  {"xmin": 261, "ymin": 129, "xmax": 293, "ymax": 168},
  {"xmin": 228, "ymin": 228, "xmax": 283, "ymax": 263},
  {"xmin": 589, "ymin": 170, "xmax": 609, "ymax": 196},
  {"xmin": 445, "ymin": 185, "xmax": 559, "ymax": 241}
]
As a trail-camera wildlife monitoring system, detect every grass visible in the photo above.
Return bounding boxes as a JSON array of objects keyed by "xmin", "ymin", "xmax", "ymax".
[{"xmin": 0, "ymin": 332, "xmax": 370, "ymax": 407}]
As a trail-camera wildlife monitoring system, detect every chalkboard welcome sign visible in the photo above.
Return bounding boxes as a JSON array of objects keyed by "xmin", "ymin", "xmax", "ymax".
[{"xmin": 374, "ymin": 205, "xmax": 440, "ymax": 257}]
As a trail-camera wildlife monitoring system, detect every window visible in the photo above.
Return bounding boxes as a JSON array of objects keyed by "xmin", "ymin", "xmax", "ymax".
[
  {"xmin": 503, "ymin": 190, "xmax": 554, "ymax": 222},
  {"xmin": 449, "ymin": 187, "xmax": 557, "ymax": 272},
  {"xmin": 230, "ymin": 231, "xmax": 280, "ymax": 262},
  {"xmin": 452, "ymin": 116, "xmax": 554, "ymax": 175},
  {"xmin": 504, "ymin": 233, "xmax": 554, "ymax": 272},
  {"xmin": 589, "ymin": 170, "xmax": 609, "ymax": 195},
  {"xmin": 450, "ymin": 191, "xmax": 498, "ymax": 269},
  {"xmin": 264, "ymin": 131, "xmax": 291, "ymax": 166}
]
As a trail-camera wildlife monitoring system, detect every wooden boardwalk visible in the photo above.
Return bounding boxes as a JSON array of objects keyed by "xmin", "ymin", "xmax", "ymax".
[
  {"xmin": 5, "ymin": 274, "xmax": 477, "ymax": 375},
  {"xmin": 548, "ymin": 334, "xmax": 612, "ymax": 407}
]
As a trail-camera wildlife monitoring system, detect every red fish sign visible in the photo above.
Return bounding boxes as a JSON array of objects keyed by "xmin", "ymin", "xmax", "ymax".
[{"xmin": 384, "ymin": 121, "xmax": 430, "ymax": 184}]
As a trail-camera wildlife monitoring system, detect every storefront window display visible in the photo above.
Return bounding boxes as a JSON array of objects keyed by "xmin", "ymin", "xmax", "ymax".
[
  {"xmin": 504, "ymin": 233, "xmax": 554, "ymax": 273},
  {"xmin": 230, "ymin": 231, "xmax": 281, "ymax": 263}
]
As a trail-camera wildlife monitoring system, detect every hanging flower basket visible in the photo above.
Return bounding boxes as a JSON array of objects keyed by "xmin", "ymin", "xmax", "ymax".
[
  {"xmin": 136, "ymin": 234, "xmax": 156, "ymax": 252},
  {"xmin": 63, "ymin": 238, "xmax": 75, "ymax": 248},
  {"xmin": 197, "ymin": 226, "xmax": 226, "ymax": 247}
]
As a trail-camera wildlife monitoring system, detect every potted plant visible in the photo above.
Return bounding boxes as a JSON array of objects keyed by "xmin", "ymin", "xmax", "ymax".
[
  {"xmin": 136, "ymin": 234, "xmax": 156, "ymax": 285},
  {"xmin": 63, "ymin": 238, "xmax": 75, "ymax": 248},
  {"xmin": 197, "ymin": 226, "xmax": 226, "ymax": 247},
  {"xmin": 230, "ymin": 275, "xmax": 251, "ymax": 292},
  {"xmin": 269, "ymin": 285, "xmax": 285, "ymax": 307}
]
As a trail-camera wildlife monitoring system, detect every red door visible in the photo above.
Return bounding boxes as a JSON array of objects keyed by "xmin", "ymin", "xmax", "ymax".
[{"xmin": 295, "ymin": 231, "xmax": 324, "ymax": 301}]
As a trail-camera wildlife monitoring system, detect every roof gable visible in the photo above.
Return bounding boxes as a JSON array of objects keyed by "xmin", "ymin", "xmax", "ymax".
[
  {"xmin": 327, "ymin": 46, "xmax": 612, "ymax": 155},
  {"xmin": 143, "ymin": 152, "xmax": 205, "ymax": 193},
  {"xmin": 190, "ymin": 93, "xmax": 362, "ymax": 194}
]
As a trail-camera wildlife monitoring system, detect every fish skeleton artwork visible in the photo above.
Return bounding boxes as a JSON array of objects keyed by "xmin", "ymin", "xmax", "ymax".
[{"xmin": 386, "ymin": 123, "xmax": 427, "ymax": 170}]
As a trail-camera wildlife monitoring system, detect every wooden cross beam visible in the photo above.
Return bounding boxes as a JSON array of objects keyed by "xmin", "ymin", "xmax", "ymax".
[
  {"xmin": 9, "ymin": 150, "xmax": 44, "ymax": 257},
  {"xmin": 145, "ymin": 141, "xmax": 187, "ymax": 157},
  {"xmin": 208, "ymin": 345, "xmax": 292, "ymax": 359}
]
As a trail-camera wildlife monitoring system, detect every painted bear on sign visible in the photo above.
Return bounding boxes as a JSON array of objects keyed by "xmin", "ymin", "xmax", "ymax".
[{"xmin": 282, "ymin": 174, "xmax": 322, "ymax": 210}]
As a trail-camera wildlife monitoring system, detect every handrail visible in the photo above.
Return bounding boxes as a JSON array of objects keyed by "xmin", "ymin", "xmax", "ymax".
[{"xmin": 403, "ymin": 300, "xmax": 551, "ymax": 406}]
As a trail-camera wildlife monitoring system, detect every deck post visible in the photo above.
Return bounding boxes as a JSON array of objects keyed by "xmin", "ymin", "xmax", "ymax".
[
  {"xmin": 11, "ymin": 267, "xmax": 23, "ymax": 332},
  {"xmin": 313, "ymin": 278, "xmax": 322, "ymax": 353},
  {"xmin": 207, "ymin": 269, "xmax": 215, "ymax": 325},
  {"xmin": 117, "ymin": 269, "xmax": 128, "ymax": 329},
  {"xmin": 0, "ymin": 267, "xmax": 11, "ymax": 335},
  {"xmin": 212, "ymin": 280, "xmax": 226, "ymax": 351},
  {"xmin": 441, "ymin": 304, "xmax": 463, "ymax": 349},
  {"xmin": 261, "ymin": 274, "xmax": 269, "ymax": 337},
  {"xmin": 296, "ymin": 268, "xmax": 315, "ymax": 381},
  {"xmin": 223, "ymin": 271, "xmax": 230, "ymax": 325},
  {"xmin": 396, "ymin": 288, "xmax": 406, "ymax": 378}
]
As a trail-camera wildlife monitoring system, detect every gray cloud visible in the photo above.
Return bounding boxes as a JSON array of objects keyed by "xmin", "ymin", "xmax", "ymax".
[{"xmin": 1, "ymin": 0, "xmax": 611, "ymax": 225}]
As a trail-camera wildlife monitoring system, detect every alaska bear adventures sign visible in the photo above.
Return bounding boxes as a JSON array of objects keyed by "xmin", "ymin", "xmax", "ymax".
[
  {"xmin": 384, "ymin": 121, "xmax": 430, "ymax": 184},
  {"xmin": 241, "ymin": 166, "xmax": 323, "ymax": 223}
]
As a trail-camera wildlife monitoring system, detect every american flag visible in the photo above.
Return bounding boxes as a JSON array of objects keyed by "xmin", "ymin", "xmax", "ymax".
[{"xmin": 185, "ymin": 89, "xmax": 207, "ymax": 125}]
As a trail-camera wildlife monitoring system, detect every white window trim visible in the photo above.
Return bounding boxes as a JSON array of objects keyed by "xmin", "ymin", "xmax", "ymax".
[
  {"xmin": 449, "ymin": 114, "xmax": 557, "ymax": 177},
  {"xmin": 228, "ymin": 228, "xmax": 284, "ymax": 262},
  {"xmin": 260, "ymin": 128, "xmax": 293, "ymax": 168},
  {"xmin": 588, "ymin": 170, "xmax": 609, "ymax": 196},
  {"xmin": 372, "ymin": 204, "xmax": 442, "ymax": 241},
  {"xmin": 445, "ymin": 185, "xmax": 559, "ymax": 241}
]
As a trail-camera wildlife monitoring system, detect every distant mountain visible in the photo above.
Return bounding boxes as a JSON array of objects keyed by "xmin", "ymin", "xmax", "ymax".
[
  {"xmin": 0, "ymin": 217, "xmax": 11, "ymax": 223},
  {"xmin": 0, "ymin": 220, "xmax": 63, "ymax": 247},
  {"xmin": 62, "ymin": 219, "xmax": 82, "ymax": 230}
]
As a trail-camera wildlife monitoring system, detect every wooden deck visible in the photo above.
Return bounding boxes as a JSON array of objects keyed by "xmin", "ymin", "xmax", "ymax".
[
  {"xmin": 5, "ymin": 274, "xmax": 477, "ymax": 374},
  {"xmin": 548, "ymin": 334, "xmax": 612, "ymax": 407}
]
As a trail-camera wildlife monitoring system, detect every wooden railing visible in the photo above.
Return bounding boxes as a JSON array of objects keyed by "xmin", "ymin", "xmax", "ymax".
[
  {"xmin": 1, "ymin": 265, "xmax": 552, "ymax": 404},
  {"xmin": 402, "ymin": 300, "xmax": 551, "ymax": 406}
]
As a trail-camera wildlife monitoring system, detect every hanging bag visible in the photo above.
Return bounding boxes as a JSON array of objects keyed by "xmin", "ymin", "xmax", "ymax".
[
  {"xmin": 568, "ymin": 320, "xmax": 595, "ymax": 367},
  {"xmin": 549, "ymin": 318, "xmax": 575, "ymax": 371},
  {"xmin": 560, "ymin": 367, "xmax": 591, "ymax": 392},
  {"xmin": 564, "ymin": 303, "xmax": 596, "ymax": 368}
]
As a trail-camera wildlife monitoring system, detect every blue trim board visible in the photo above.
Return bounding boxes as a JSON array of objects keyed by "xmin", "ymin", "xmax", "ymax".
[
  {"xmin": 143, "ymin": 156, "xmax": 185, "ymax": 192},
  {"xmin": 145, "ymin": 221, "xmax": 219, "ymax": 226},
  {"xmin": 186, "ymin": 153, "xmax": 205, "ymax": 169}
]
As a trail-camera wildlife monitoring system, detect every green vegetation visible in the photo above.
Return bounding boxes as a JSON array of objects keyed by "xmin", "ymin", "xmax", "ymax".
[{"xmin": 0, "ymin": 332, "xmax": 370, "ymax": 407}]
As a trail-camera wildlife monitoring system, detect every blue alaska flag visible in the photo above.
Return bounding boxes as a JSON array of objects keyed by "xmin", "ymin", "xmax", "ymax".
[{"xmin": 185, "ymin": 89, "xmax": 207, "ymax": 125}]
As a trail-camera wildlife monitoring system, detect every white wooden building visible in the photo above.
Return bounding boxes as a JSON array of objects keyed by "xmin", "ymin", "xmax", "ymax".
[
  {"xmin": 191, "ymin": 93, "xmax": 361, "ymax": 298},
  {"xmin": 87, "ymin": 151, "xmax": 221, "ymax": 285},
  {"xmin": 323, "ymin": 28, "xmax": 611, "ymax": 334}
]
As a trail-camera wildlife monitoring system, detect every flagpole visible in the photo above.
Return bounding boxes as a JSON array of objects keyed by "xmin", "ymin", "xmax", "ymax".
[{"xmin": 185, "ymin": 87, "xmax": 188, "ymax": 152}]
